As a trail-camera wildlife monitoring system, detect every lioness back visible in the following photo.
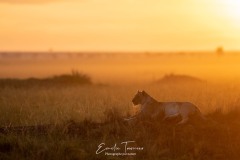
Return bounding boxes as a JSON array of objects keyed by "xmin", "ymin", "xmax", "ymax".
[{"xmin": 162, "ymin": 102, "xmax": 200, "ymax": 117}]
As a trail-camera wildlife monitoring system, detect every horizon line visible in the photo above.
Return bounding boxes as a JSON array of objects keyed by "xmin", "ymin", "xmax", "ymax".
[{"xmin": 0, "ymin": 49, "xmax": 239, "ymax": 54}]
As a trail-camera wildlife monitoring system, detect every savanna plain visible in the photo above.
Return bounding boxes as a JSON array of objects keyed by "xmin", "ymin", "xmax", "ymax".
[{"xmin": 1, "ymin": 52, "xmax": 240, "ymax": 160}]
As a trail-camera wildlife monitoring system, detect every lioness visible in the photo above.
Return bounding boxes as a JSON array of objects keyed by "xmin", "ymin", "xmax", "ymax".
[{"xmin": 125, "ymin": 90, "xmax": 205, "ymax": 125}]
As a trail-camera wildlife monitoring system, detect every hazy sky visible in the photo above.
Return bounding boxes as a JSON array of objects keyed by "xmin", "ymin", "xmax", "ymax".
[{"xmin": 0, "ymin": 0, "xmax": 240, "ymax": 52}]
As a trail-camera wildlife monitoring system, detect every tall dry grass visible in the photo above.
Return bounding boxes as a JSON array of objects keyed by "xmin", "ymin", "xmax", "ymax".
[{"xmin": 1, "ymin": 83, "xmax": 240, "ymax": 159}]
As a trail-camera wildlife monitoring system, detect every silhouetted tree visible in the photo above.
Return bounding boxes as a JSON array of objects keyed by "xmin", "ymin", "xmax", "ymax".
[{"xmin": 216, "ymin": 46, "xmax": 224, "ymax": 56}]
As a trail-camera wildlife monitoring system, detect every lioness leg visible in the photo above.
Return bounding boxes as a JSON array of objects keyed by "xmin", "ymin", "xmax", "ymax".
[
  {"xmin": 124, "ymin": 115, "xmax": 137, "ymax": 121},
  {"xmin": 163, "ymin": 113, "xmax": 180, "ymax": 121},
  {"xmin": 177, "ymin": 117, "xmax": 189, "ymax": 125}
]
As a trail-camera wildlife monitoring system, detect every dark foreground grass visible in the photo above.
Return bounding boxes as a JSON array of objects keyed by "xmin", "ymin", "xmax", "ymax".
[{"xmin": 1, "ymin": 108, "xmax": 240, "ymax": 160}]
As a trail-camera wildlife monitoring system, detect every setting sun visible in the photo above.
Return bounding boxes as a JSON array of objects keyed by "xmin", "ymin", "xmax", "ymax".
[{"xmin": 219, "ymin": 0, "xmax": 240, "ymax": 22}]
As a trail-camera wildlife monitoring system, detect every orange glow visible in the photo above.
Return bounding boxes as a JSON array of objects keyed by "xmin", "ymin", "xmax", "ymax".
[
  {"xmin": 0, "ymin": 0, "xmax": 240, "ymax": 51},
  {"xmin": 218, "ymin": 0, "xmax": 240, "ymax": 22}
]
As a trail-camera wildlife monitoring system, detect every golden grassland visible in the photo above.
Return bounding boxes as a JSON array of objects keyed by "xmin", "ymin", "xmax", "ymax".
[
  {"xmin": 1, "ymin": 83, "xmax": 240, "ymax": 159},
  {"xmin": 1, "ymin": 52, "xmax": 240, "ymax": 159}
]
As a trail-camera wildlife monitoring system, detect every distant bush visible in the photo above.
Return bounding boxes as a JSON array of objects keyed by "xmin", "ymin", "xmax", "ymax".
[
  {"xmin": 156, "ymin": 74, "xmax": 203, "ymax": 84},
  {"xmin": 47, "ymin": 71, "xmax": 92, "ymax": 85},
  {"xmin": 0, "ymin": 71, "xmax": 92, "ymax": 88}
]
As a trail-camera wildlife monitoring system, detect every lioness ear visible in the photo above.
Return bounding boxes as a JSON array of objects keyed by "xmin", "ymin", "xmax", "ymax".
[{"xmin": 142, "ymin": 90, "xmax": 146, "ymax": 95}]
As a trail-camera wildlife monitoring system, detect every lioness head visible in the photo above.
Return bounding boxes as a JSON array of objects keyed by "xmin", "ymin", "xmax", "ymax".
[{"xmin": 132, "ymin": 90, "xmax": 148, "ymax": 105}]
